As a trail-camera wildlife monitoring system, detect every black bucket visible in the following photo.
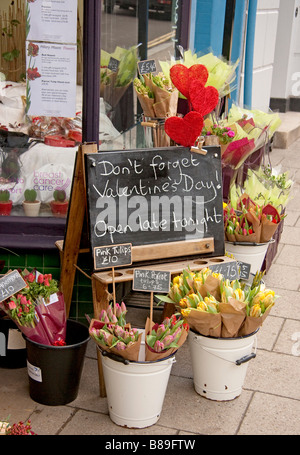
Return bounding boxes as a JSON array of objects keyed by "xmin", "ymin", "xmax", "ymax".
[
  {"xmin": 0, "ymin": 317, "xmax": 27, "ymax": 369},
  {"xmin": 24, "ymin": 319, "xmax": 89, "ymax": 406}
]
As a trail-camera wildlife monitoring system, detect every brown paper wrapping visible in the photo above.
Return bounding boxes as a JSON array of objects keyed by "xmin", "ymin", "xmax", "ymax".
[
  {"xmin": 238, "ymin": 306, "xmax": 272, "ymax": 336},
  {"xmin": 185, "ymin": 309, "xmax": 222, "ymax": 338},
  {"xmin": 136, "ymin": 92, "xmax": 155, "ymax": 117},
  {"xmin": 101, "ymin": 72, "xmax": 130, "ymax": 108},
  {"xmin": 153, "ymin": 90, "xmax": 178, "ymax": 118},
  {"xmin": 195, "ymin": 275, "xmax": 221, "ymax": 301},
  {"xmin": 219, "ymin": 298, "xmax": 247, "ymax": 337},
  {"xmin": 144, "ymin": 317, "xmax": 188, "ymax": 361},
  {"xmin": 143, "ymin": 74, "xmax": 178, "ymax": 117},
  {"xmin": 260, "ymin": 213, "xmax": 279, "ymax": 243}
]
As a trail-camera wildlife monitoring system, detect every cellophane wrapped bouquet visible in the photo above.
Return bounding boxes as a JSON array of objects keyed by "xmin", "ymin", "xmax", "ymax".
[
  {"xmin": 0, "ymin": 268, "xmax": 66, "ymax": 346},
  {"xmin": 157, "ymin": 268, "xmax": 278, "ymax": 338},
  {"xmin": 100, "ymin": 45, "xmax": 138, "ymax": 108}
]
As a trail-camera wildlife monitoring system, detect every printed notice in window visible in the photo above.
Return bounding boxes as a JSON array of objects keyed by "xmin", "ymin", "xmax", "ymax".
[
  {"xmin": 26, "ymin": 0, "xmax": 77, "ymax": 44},
  {"xmin": 26, "ymin": 41, "xmax": 76, "ymax": 118}
]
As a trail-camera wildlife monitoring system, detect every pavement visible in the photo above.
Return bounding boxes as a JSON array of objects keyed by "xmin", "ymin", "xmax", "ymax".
[{"xmin": 0, "ymin": 117, "xmax": 300, "ymax": 438}]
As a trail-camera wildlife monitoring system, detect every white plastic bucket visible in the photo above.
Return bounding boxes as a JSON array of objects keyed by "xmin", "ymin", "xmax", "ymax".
[
  {"xmin": 101, "ymin": 330, "xmax": 175, "ymax": 428},
  {"xmin": 188, "ymin": 330, "xmax": 257, "ymax": 401},
  {"xmin": 225, "ymin": 241, "xmax": 270, "ymax": 275}
]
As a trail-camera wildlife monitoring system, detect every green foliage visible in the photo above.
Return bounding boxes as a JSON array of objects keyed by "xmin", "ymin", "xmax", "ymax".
[
  {"xmin": 53, "ymin": 189, "xmax": 66, "ymax": 202},
  {"xmin": 0, "ymin": 190, "xmax": 10, "ymax": 202},
  {"xmin": 24, "ymin": 189, "xmax": 37, "ymax": 202}
]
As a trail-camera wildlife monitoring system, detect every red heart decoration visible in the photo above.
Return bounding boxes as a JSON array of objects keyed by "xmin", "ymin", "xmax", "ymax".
[
  {"xmin": 170, "ymin": 64, "xmax": 208, "ymax": 99},
  {"xmin": 189, "ymin": 79, "xmax": 219, "ymax": 116},
  {"xmin": 165, "ymin": 111, "xmax": 204, "ymax": 147}
]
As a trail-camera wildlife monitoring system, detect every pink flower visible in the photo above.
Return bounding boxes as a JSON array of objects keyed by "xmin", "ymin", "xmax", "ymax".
[
  {"xmin": 20, "ymin": 296, "xmax": 27, "ymax": 305},
  {"xmin": 26, "ymin": 273, "xmax": 35, "ymax": 283},
  {"xmin": 44, "ymin": 279, "xmax": 50, "ymax": 286},
  {"xmin": 228, "ymin": 130, "xmax": 235, "ymax": 137},
  {"xmin": 153, "ymin": 340, "xmax": 164, "ymax": 352},
  {"xmin": 8, "ymin": 301, "xmax": 17, "ymax": 310},
  {"xmin": 37, "ymin": 274, "xmax": 44, "ymax": 284}
]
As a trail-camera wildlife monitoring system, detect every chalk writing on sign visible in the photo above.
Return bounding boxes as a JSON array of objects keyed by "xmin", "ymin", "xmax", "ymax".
[
  {"xmin": 0, "ymin": 270, "xmax": 27, "ymax": 303},
  {"xmin": 85, "ymin": 147, "xmax": 224, "ymax": 259},
  {"xmin": 208, "ymin": 261, "xmax": 239, "ymax": 280},
  {"xmin": 133, "ymin": 269, "xmax": 171, "ymax": 293},
  {"xmin": 137, "ymin": 59, "xmax": 157, "ymax": 74},
  {"xmin": 93, "ymin": 243, "xmax": 132, "ymax": 270}
]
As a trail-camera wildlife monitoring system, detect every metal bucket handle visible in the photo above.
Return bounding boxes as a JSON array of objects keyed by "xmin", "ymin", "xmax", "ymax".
[{"xmin": 197, "ymin": 334, "xmax": 257, "ymax": 366}]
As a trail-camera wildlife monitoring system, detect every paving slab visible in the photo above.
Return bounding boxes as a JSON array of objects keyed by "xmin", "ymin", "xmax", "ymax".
[
  {"xmin": 244, "ymin": 349, "xmax": 300, "ymax": 400},
  {"xmin": 237, "ymin": 392, "xmax": 300, "ymax": 435}
]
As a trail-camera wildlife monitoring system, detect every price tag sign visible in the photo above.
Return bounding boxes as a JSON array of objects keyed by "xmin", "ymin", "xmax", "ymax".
[
  {"xmin": 137, "ymin": 59, "xmax": 157, "ymax": 75},
  {"xmin": 0, "ymin": 270, "xmax": 27, "ymax": 303},
  {"xmin": 237, "ymin": 261, "xmax": 251, "ymax": 280},
  {"xmin": 133, "ymin": 269, "xmax": 171, "ymax": 293},
  {"xmin": 93, "ymin": 243, "xmax": 132, "ymax": 270},
  {"xmin": 208, "ymin": 261, "xmax": 239, "ymax": 280},
  {"xmin": 108, "ymin": 57, "xmax": 120, "ymax": 72}
]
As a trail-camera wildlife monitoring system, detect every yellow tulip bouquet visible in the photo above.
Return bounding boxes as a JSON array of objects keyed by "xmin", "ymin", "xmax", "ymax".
[{"xmin": 157, "ymin": 268, "xmax": 278, "ymax": 338}]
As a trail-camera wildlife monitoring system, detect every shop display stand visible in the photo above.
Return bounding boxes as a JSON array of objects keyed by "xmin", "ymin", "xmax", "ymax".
[{"xmin": 57, "ymin": 143, "xmax": 229, "ymax": 397}]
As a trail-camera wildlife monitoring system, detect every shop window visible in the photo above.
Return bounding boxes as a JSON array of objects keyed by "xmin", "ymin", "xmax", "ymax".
[{"xmin": 0, "ymin": 0, "xmax": 186, "ymax": 247}]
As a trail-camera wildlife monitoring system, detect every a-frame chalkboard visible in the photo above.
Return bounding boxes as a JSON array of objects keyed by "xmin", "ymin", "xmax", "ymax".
[
  {"xmin": 58, "ymin": 143, "xmax": 225, "ymax": 318},
  {"xmin": 85, "ymin": 146, "xmax": 224, "ymax": 268}
]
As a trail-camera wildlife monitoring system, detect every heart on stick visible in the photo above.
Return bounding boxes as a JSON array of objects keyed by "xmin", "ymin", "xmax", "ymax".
[
  {"xmin": 170, "ymin": 63, "xmax": 208, "ymax": 99},
  {"xmin": 165, "ymin": 111, "xmax": 204, "ymax": 147},
  {"xmin": 189, "ymin": 79, "xmax": 219, "ymax": 116}
]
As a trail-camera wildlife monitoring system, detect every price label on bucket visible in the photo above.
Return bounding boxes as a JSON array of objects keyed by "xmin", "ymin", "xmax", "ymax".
[
  {"xmin": 133, "ymin": 269, "xmax": 171, "ymax": 293},
  {"xmin": 0, "ymin": 270, "xmax": 27, "ymax": 302}
]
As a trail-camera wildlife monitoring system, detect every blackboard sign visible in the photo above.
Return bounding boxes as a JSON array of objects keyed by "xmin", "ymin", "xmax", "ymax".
[
  {"xmin": 208, "ymin": 261, "xmax": 239, "ymax": 280},
  {"xmin": 237, "ymin": 261, "xmax": 251, "ymax": 280},
  {"xmin": 85, "ymin": 146, "xmax": 224, "ymax": 263},
  {"xmin": 0, "ymin": 270, "xmax": 27, "ymax": 302},
  {"xmin": 108, "ymin": 57, "xmax": 119, "ymax": 72},
  {"xmin": 94, "ymin": 243, "xmax": 132, "ymax": 270},
  {"xmin": 133, "ymin": 269, "xmax": 171, "ymax": 293},
  {"xmin": 137, "ymin": 59, "xmax": 157, "ymax": 74}
]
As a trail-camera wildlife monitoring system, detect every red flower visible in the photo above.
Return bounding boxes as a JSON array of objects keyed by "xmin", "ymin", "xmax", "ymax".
[
  {"xmin": 37, "ymin": 274, "xmax": 44, "ymax": 284},
  {"xmin": 27, "ymin": 67, "xmax": 41, "ymax": 81}
]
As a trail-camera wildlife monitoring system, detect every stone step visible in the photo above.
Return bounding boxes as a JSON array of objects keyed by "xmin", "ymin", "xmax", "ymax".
[{"xmin": 273, "ymin": 111, "xmax": 300, "ymax": 149}]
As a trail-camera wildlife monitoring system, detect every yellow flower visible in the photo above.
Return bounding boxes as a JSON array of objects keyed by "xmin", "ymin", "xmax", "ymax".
[
  {"xmin": 223, "ymin": 202, "xmax": 227, "ymax": 209},
  {"xmin": 233, "ymin": 288, "xmax": 245, "ymax": 301},
  {"xmin": 211, "ymin": 272, "xmax": 223, "ymax": 280},
  {"xmin": 172, "ymin": 275, "xmax": 183, "ymax": 286},
  {"xmin": 181, "ymin": 308, "xmax": 191, "ymax": 318},
  {"xmin": 169, "ymin": 284, "xmax": 184, "ymax": 301},
  {"xmin": 252, "ymin": 290, "xmax": 275, "ymax": 308},
  {"xmin": 179, "ymin": 297, "xmax": 190, "ymax": 309},
  {"xmin": 249, "ymin": 304, "xmax": 262, "ymax": 317},
  {"xmin": 197, "ymin": 301, "xmax": 208, "ymax": 312},
  {"xmin": 187, "ymin": 293, "xmax": 202, "ymax": 308}
]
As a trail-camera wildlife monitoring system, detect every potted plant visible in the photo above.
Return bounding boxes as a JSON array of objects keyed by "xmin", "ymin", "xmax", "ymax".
[
  {"xmin": 0, "ymin": 190, "xmax": 12, "ymax": 216},
  {"xmin": 22, "ymin": 189, "xmax": 41, "ymax": 217},
  {"xmin": 50, "ymin": 189, "xmax": 69, "ymax": 217}
]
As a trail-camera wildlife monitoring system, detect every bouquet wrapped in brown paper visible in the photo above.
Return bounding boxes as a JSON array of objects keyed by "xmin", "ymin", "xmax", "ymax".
[
  {"xmin": 134, "ymin": 72, "xmax": 178, "ymax": 147},
  {"xmin": 157, "ymin": 268, "xmax": 278, "ymax": 338},
  {"xmin": 145, "ymin": 314, "xmax": 188, "ymax": 361},
  {"xmin": 89, "ymin": 318, "xmax": 142, "ymax": 362},
  {"xmin": 224, "ymin": 193, "xmax": 282, "ymax": 244}
]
